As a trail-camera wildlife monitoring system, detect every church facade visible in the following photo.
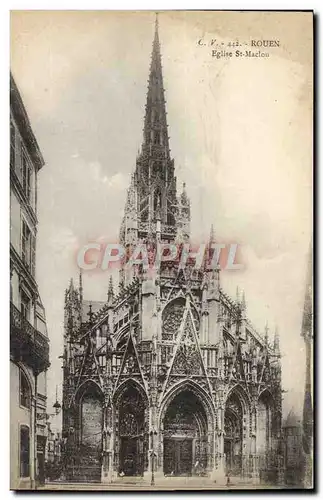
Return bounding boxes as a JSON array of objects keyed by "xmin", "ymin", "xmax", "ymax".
[{"xmin": 61, "ymin": 19, "xmax": 283, "ymax": 485}]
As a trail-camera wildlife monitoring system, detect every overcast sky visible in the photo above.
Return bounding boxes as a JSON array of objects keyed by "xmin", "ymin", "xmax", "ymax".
[{"xmin": 11, "ymin": 11, "xmax": 312, "ymax": 425}]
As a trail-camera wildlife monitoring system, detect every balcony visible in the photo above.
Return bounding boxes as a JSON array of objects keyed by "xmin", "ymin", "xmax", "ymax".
[{"xmin": 10, "ymin": 302, "xmax": 50, "ymax": 374}]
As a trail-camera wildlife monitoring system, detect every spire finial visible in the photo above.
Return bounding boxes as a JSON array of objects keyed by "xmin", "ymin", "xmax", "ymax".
[{"xmin": 155, "ymin": 12, "xmax": 159, "ymax": 33}]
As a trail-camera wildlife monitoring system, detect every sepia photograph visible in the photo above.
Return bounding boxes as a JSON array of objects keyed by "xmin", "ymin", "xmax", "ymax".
[{"xmin": 9, "ymin": 10, "xmax": 313, "ymax": 491}]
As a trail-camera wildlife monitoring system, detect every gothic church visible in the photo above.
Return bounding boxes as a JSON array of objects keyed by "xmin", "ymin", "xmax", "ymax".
[{"xmin": 62, "ymin": 18, "xmax": 283, "ymax": 484}]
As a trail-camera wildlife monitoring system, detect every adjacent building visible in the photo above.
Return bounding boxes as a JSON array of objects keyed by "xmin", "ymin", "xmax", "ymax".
[
  {"xmin": 46, "ymin": 421, "xmax": 63, "ymax": 479},
  {"xmin": 61, "ymin": 19, "xmax": 283, "ymax": 485},
  {"xmin": 282, "ymin": 410, "xmax": 304, "ymax": 486},
  {"xmin": 10, "ymin": 73, "xmax": 50, "ymax": 489},
  {"xmin": 301, "ymin": 244, "xmax": 313, "ymax": 487}
]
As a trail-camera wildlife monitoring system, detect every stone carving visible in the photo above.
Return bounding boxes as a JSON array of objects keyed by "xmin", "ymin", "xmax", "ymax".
[{"xmin": 162, "ymin": 299, "xmax": 185, "ymax": 341}]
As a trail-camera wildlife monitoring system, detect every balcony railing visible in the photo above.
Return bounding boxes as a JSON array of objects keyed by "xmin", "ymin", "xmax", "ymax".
[{"xmin": 10, "ymin": 302, "xmax": 50, "ymax": 373}]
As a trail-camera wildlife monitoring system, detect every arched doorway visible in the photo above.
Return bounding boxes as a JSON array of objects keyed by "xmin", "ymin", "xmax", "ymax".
[
  {"xmin": 79, "ymin": 383, "xmax": 104, "ymax": 481},
  {"xmin": 224, "ymin": 392, "xmax": 243, "ymax": 475},
  {"xmin": 116, "ymin": 384, "xmax": 148, "ymax": 476},
  {"xmin": 163, "ymin": 390, "xmax": 208, "ymax": 476}
]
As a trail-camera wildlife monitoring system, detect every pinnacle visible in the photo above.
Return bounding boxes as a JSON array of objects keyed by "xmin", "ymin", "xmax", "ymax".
[
  {"xmin": 241, "ymin": 290, "xmax": 246, "ymax": 310},
  {"xmin": 209, "ymin": 223, "xmax": 216, "ymax": 245},
  {"xmin": 264, "ymin": 321, "xmax": 269, "ymax": 344},
  {"xmin": 108, "ymin": 275, "xmax": 115, "ymax": 303}
]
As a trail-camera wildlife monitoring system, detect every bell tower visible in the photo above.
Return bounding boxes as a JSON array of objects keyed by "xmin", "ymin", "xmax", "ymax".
[{"xmin": 119, "ymin": 15, "xmax": 187, "ymax": 257}]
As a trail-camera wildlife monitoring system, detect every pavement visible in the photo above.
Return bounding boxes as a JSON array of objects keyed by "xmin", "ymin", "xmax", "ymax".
[{"xmin": 39, "ymin": 477, "xmax": 284, "ymax": 491}]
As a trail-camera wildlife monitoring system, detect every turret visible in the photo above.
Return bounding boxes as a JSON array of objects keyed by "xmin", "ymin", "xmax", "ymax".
[
  {"xmin": 206, "ymin": 223, "xmax": 221, "ymax": 344},
  {"xmin": 240, "ymin": 290, "xmax": 247, "ymax": 341},
  {"xmin": 264, "ymin": 321, "xmax": 269, "ymax": 346},
  {"xmin": 107, "ymin": 275, "xmax": 115, "ymax": 335},
  {"xmin": 176, "ymin": 182, "xmax": 191, "ymax": 243},
  {"xmin": 274, "ymin": 325, "xmax": 280, "ymax": 355},
  {"xmin": 141, "ymin": 268, "xmax": 158, "ymax": 342},
  {"xmin": 118, "ymin": 14, "xmax": 178, "ymax": 250},
  {"xmin": 107, "ymin": 275, "xmax": 115, "ymax": 305}
]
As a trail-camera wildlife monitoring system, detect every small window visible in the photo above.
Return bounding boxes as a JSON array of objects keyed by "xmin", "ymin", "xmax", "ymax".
[
  {"xmin": 167, "ymin": 211, "xmax": 175, "ymax": 226},
  {"xmin": 30, "ymin": 236, "xmax": 36, "ymax": 277},
  {"xmin": 20, "ymin": 290, "xmax": 31, "ymax": 322},
  {"xmin": 22, "ymin": 154, "xmax": 31, "ymax": 201},
  {"xmin": 20, "ymin": 426, "xmax": 30, "ymax": 477},
  {"xmin": 20, "ymin": 370, "xmax": 31, "ymax": 409},
  {"xmin": 141, "ymin": 207, "xmax": 148, "ymax": 222},
  {"xmin": 21, "ymin": 220, "xmax": 31, "ymax": 269}
]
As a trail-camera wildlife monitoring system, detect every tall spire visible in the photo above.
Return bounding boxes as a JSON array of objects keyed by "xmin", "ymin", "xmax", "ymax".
[
  {"xmin": 142, "ymin": 13, "xmax": 170, "ymax": 156},
  {"xmin": 120, "ymin": 14, "xmax": 179, "ymax": 258}
]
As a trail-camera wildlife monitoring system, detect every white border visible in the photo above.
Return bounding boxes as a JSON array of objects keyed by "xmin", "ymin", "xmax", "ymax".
[{"xmin": 2, "ymin": 2, "xmax": 319, "ymax": 499}]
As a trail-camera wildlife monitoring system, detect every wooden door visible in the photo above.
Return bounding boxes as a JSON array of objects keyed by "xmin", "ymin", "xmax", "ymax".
[{"xmin": 178, "ymin": 439, "xmax": 192, "ymax": 476}]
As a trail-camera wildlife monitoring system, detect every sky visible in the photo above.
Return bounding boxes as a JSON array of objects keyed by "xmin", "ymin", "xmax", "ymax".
[{"xmin": 10, "ymin": 11, "xmax": 313, "ymax": 426}]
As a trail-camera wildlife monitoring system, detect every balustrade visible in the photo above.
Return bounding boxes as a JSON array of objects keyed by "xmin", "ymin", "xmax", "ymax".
[{"xmin": 10, "ymin": 302, "xmax": 49, "ymax": 372}]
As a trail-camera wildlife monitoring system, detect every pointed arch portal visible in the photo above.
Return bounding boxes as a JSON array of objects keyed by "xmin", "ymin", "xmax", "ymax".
[
  {"xmin": 115, "ymin": 383, "xmax": 148, "ymax": 477},
  {"xmin": 163, "ymin": 390, "xmax": 208, "ymax": 476},
  {"xmin": 224, "ymin": 391, "xmax": 244, "ymax": 475},
  {"xmin": 77, "ymin": 382, "xmax": 104, "ymax": 481}
]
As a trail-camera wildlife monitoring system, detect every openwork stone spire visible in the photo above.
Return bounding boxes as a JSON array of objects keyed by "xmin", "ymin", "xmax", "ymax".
[
  {"xmin": 142, "ymin": 14, "xmax": 170, "ymax": 157},
  {"xmin": 120, "ymin": 13, "xmax": 181, "ymax": 251}
]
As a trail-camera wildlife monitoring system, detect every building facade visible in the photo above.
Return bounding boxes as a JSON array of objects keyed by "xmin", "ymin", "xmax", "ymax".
[
  {"xmin": 61, "ymin": 20, "xmax": 283, "ymax": 485},
  {"xmin": 301, "ymin": 244, "xmax": 313, "ymax": 487},
  {"xmin": 10, "ymin": 74, "xmax": 50, "ymax": 489},
  {"xmin": 282, "ymin": 411, "xmax": 304, "ymax": 486}
]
